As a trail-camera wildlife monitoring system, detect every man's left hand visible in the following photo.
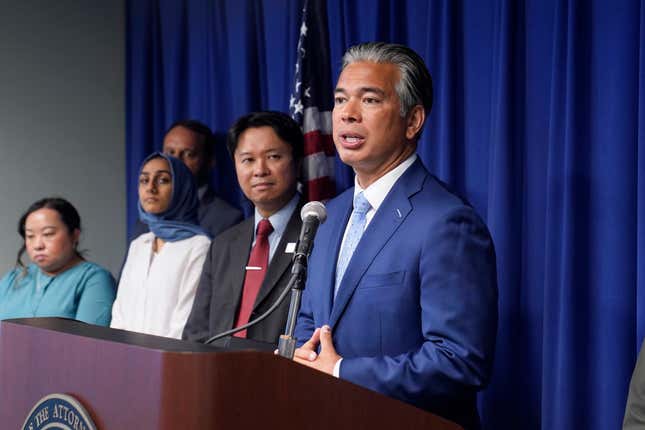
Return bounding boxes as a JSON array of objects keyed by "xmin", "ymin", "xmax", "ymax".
[{"xmin": 293, "ymin": 325, "xmax": 341, "ymax": 375}]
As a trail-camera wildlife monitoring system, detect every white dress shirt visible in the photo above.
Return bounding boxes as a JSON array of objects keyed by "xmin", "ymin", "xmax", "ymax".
[{"xmin": 111, "ymin": 232, "xmax": 210, "ymax": 339}]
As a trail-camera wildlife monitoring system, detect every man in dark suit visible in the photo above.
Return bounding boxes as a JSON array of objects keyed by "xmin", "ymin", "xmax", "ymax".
[
  {"xmin": 293, "ymin": 43, "xmax": 498, "ymax": 430},
  {"xmin": 183, "ymin": 111, "xmax": 304, "ymax": 345},
  {"xmin": 130, "ymin": 120, "xmax": 243, "ymax": 240}
]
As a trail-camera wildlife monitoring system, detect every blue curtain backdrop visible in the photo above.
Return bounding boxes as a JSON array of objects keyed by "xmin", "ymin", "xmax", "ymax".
[{"xmin": 126, "ymin": 1, "xmax": 645, "ymax": 428}]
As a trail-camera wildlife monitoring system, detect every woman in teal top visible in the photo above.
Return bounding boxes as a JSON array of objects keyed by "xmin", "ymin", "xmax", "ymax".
[{"xmin": 0, "ymin": 197, "xmax": 115, "ymax": 325}]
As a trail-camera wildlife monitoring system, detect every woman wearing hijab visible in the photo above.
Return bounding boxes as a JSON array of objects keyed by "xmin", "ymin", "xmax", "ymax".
[{"xmin": 110, "ymin": 152, "xmax": 211, "ymax": 338}]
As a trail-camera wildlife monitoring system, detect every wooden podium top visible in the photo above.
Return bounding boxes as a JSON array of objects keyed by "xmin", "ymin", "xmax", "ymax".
[
  {"xmin": 3, "ymin": 317, "xmax": 276, "ymax": 353},
  {"xmin": 0, "ymin": 318, "xmax": 462, "ymax": 430}
]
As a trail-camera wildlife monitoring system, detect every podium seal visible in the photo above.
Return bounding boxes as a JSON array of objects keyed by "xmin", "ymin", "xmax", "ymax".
[{"xmin": 22, "ymin": 393, "xmax": 97, "ymax": 430}]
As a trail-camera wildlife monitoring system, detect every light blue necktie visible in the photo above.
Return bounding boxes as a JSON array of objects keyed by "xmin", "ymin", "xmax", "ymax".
[{"xmin": 334, "ymin": 192, "xmax": 371, "ymax": 298}]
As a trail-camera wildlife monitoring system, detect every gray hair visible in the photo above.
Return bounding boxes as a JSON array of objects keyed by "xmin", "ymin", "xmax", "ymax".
[{"xmin": 341, "ymin": 42, "xmax": 433, "ymax": 118}]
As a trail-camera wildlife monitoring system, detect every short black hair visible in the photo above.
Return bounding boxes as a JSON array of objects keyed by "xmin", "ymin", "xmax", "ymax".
[
  {"xmin": 16, "ymin": 197, "xmax": 82, "ymax": 270},
  {"xmin": 227, "ymin": 111, "xmax": 304, "ymax": 162},
  {"xmin": 165, "ymin": 119, "xmax": 216, "ymax": 159}
]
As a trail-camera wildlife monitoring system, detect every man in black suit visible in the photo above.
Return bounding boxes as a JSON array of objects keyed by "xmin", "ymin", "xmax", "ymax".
[
  {"xmin": 130, "ymin": 120, "xmax": 243, "ymax": 240},
  {"xmin": 183, "ymin": 111, "xmax": 304, "ymax": 345}
]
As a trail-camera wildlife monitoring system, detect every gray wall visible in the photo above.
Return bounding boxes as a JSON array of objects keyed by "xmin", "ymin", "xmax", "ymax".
[{"xmin": 0, "ymin": 1, "xmax": 125, "ymax": 276}]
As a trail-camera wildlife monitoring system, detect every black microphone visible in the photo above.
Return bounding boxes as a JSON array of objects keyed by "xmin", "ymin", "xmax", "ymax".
[
  {"xmin": 292, "ymin": 201, "xmax": 327, "ymax": 275},
  {"xmin": 297, "ymin": 201, "xmax": 327, "ymax": 255}
]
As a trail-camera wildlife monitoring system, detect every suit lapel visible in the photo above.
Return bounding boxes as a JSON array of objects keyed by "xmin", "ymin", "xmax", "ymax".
[
  {"xmin": 319, "ymin": 192, "xmax": 354, "ymax": 324},
  {"xmin": 329, "ymin": 160, "xmax": 427, "ymax": 328},
  {"xmin": 227, "ymin": 219, "xmax": 254, "ymax": 312},
  {"xmin": 253, "ymin": 199, "xmax": 304, "ymax": 310}
]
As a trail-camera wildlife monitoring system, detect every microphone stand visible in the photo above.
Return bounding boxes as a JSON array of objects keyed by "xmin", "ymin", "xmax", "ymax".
[{"xmin": 277, "ymin": 250, "xmax": 308, "ymax": 359}]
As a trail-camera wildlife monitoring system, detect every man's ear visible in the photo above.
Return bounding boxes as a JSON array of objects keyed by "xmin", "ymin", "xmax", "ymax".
[{"xmin": 405, "ymin": 105, "xmax": 425, "ymax": 140}]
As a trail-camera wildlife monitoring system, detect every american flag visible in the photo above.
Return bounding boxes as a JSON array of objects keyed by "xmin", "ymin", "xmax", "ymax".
[{"xmin": 289, "ymin": 0, "xmax": 335, "ymax": 202}]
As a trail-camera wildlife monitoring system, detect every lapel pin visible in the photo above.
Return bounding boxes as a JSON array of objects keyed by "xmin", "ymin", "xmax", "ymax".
[
  {"xmin": 245, "ymin": 266, "xmax": 262, "ymax": 271},
  {"xmin": 285, "ymin": 242, "xmax": 296, "ymax": 253},
  {"xmin": 396, "ymin": 208, "xmax": 402, "ymax": 218}
]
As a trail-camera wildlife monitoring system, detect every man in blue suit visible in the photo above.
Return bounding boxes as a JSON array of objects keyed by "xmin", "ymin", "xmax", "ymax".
[{"xmin": 293, "ymin": 42, "xmax": 498, "ymax": 430}]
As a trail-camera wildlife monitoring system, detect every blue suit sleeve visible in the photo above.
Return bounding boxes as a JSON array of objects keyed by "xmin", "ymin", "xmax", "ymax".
[{"xmin": 294, "ymin": 278, "xmax": 316, "ymax": 347}]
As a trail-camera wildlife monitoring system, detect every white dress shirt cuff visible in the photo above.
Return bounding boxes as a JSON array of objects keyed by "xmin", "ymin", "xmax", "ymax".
[{"xmin": 333, "ymin": 358, "xmax": 342, "ymax": 378}]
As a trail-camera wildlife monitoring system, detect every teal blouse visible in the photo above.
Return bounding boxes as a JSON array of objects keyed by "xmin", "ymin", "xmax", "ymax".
[{"xmin": 0, "ymin": 261, "xmax": 116, "ymax": 326}]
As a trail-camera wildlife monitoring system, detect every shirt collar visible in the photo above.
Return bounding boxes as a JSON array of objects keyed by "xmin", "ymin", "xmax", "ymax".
[
  {"xmin": 354, "ymin": 154, "xmax": 417, "ymax": 211},
  {"xmin": 253, "ymin": 192, "xmax": 300, "ymax": 237}
]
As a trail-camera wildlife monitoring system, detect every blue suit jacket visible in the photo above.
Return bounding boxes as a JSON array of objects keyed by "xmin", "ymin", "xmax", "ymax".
[{"xmin": 295, "ymin": 159, "xmax": 498, "ymax": 430}]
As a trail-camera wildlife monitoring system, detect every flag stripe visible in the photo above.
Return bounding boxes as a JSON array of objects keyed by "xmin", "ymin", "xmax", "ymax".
[
  {"xmin": 302, "ymin": 107, "xmax": 332, "ymax": 134},
  {"xmin": 306, "ymin": 176, "xmax": 335, "ymax": 202},
  {"xmin": 303, "ymin": 153, "xmax": 336, "ymax": 181},
  {"xmin": 303, "ymin": 131, "xmax": 335, "ymax": 157}
]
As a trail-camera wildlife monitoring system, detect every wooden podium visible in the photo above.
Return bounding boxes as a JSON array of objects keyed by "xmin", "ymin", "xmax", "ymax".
[{"xmin": 0, "ymin": 318, "xmax": 462, "ymax": 429}]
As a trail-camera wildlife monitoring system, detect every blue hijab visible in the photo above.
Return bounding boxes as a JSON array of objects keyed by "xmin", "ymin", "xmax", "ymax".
[{"xmin": 137, "ymin": 152, "xmax": 210, "ymax": 241}]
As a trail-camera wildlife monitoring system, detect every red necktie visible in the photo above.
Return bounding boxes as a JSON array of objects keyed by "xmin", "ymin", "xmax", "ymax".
[{"xmin": 234, "ymin": 218, "xmax": 274, "ymax": 338}]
